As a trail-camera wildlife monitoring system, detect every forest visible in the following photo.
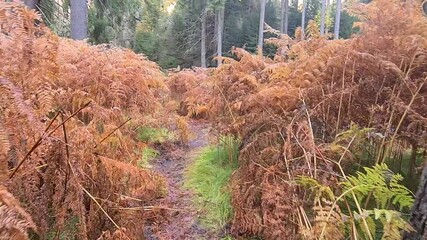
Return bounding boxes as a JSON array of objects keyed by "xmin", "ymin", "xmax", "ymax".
[{"xmin": 1, "ymin": 0, "xmax": 427, "ymax": 239}]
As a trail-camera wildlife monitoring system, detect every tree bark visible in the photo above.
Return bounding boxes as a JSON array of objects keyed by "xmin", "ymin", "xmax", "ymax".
[
  {"xmin": 70, "ymin": 0, "xmax": 88, "ymax": 40},
  {"xmin": 405, "ymin": 161, "xmax": 427, "ymax": 239},
  {"xmin": 217, "ymin": 8, "xmax": 225, "ymax": 66},
  {"xmin": 301, "ymin": 0, "xmax": 307, "ymax": 40},
  {"xmin": 281, "ymin": 0, "xmax": 289, "ymax": 34},
  {"xmin": 320, "ymin": 0, "xmax": 326, "ymax": 35},
  {"xmin": 334, "ymin": 0, "xmax": 341, "ymax": 39},
  {"xmin": 258, "ymin": 0, "xmax": 266, "ymax": 54},
  {"xmin": 201, "ymin": 9, "xmax": 207, "ymax": 68},
  {"xmin": 280, "ymin": 0, "xmax": 285, "ymax": 33}
]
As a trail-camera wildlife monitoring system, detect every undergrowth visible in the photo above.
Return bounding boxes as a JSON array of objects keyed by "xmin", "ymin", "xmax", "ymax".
[
  {"xmin": 137, "ymin": 147, "xmax": 159, "ymax": 168},
  {"xmin": 298, "ymin": 164, "xmax": 414, "ymax": 239},
  {"xmin": 137, "ymin": 126, "xmax": 174, "ymax": 143},
  {"xmin": 46, "ymin": 216, "xmax": 80, "ymax": 240},
  {"xmin": 136, "ymin": 126, "xmax": 173, "ymax": 168},
  {"xmin": 184, "ymin": 136, "xmax": 240, "ymax": 230}
]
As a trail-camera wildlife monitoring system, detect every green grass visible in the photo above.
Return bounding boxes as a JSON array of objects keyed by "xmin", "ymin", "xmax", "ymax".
[
  {"xmin": 137, "ymin": 147, "xmax": 159, "ymax": 168},
  {"xmin": 184, "ymin": 136, "xmax": 240, "ymax": 230},
  {"xmin": 46, "ymin": 215, "xmax": 79, "ymax": 239},
  {"xmin": 137, "ymin": 126, "xmax": 174, "ymax": 143}
]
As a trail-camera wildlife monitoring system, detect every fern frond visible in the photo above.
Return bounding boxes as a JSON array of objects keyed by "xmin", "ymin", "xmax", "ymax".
[
  {"xmin": 0, "ymin": 186, "xmax": 37, "ymax": 240},
  {"xmin": 312, "ymin": 198, "xmax": 345, "ymax": 240},
  {"xmin": 342, "ymin": 164, "xmax": 414, "ymax": 210},
  {"xmin": 0, "ymin": 123, "xmax": 10, "ymax": 157},
  {"xmin": 0, "ymin": 77, "xmax": 39, "ymax": 129},
  {"xmin": 374, "ymin": 209, "xmax": 414, "ymax": 239},
  {"xmin": 306, "ymin": 20, "xmax": 320, "ymax": 39},
  {"xmin": 297, "ymin": 176, "xmax": 335, "ymax": 201}
]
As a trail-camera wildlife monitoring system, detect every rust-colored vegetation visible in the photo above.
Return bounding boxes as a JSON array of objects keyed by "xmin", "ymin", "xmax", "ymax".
[
  {"xmin": 0, "ymin": 3, "xmax": 168, "ymax": 239},
  {"xmin": 174, "ymin": 0, "xmax": 427, "ymax": 239},
  {"xmin": 2, "ymin": 0, "xmax": 427, "ymax": 239}
]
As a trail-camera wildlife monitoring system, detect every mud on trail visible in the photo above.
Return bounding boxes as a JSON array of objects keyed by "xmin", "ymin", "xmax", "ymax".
[{"xmin": 144, "ymin": 120, "xmax": 219, "ymax": 240}]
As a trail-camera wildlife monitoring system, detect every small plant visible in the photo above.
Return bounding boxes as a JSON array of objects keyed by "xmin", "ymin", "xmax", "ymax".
[
  {"xmin": 46, "ymin": 215, "xmax": 80, "ymax": 240},
  {"xmin": 175, "ymin": 116, "xmax": 193, "ymax": 145},
  {"xmin": 298, "ymin": 164, "xmax": 414, "ymax": 239},
  {"xmin": 137, "ymin": 147, "xmax": 159, "ymax": 168},
  {"xmin": 137, "ymin": 126, "xmax": 174, "ymax": 143}
]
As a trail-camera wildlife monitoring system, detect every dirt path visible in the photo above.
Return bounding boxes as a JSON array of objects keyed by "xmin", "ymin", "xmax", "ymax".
[{"xmin": 144, "ymin": 120, "xmax": 217, "ymax": 240}]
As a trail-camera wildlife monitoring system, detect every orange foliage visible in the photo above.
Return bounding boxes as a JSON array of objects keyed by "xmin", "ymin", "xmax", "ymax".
[
  {"xmin": 205, "ymin": 0, "xmax": 427, "ymax": 239},
  {"xmin": 0, "ymin": 3, "xmax": 167, "ymax": 239},
  {"xmin": 167, "ymin": 68, "xmax": 212, "ymax": 118}
]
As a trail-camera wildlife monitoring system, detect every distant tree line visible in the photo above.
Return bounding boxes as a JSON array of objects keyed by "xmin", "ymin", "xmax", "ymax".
[{"xmin": 22, "ymin": 0, "xmax": 359, "ymax": 68}]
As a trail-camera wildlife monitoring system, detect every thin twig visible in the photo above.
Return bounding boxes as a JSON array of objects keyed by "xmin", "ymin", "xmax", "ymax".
[
  {"xmin": 385, "ymin": 77, "xmax": 427, "ymax": 161},
  {"xmin": 336, "ymin": 53, "xmax": 349, "ymax": 134},
  {"xmin": 47, "ymin": 101, "xmax": 92, "ymax": 137},
  {"xmin": 214, "ymin": 83, "xmax": 237, "ymax": 124},
  {"xmin": 61, "ymin": 111, "xmax": 70, "ymax": 159},
  {"xmin": 8, "ymin": 111, "xmax": 60, "ymax": 179},
  {"xmin": 9, "ymin": 101, "xmax": 91, "ymax": 179},
  {"xmin": 301, "ymin": 92, "xmax": 317, "ymax": 179},
  {"xmin": 114, "ymin": 206, "xmax": 186, "ymax": 212},
  {"xmin": 81, "ymin": 186, "xmax": 121, "ymax": 230},
  {"xmin": 94, "ymin": 118, "xmax": 131, "ymax": 148}
]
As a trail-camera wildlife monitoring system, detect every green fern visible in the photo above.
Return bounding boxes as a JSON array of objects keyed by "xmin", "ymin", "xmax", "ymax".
[
  {"xmin": 353, "ymin": 210, "xmax": 376, "ymax": 240},
  {"xmin": 342, "ymin": 163, "xmax": 414, "ymax": 210},
  {"xmin": 298, "ymin": 164, "xmax": 414, "ymax": 239},
  {"xmin": 297, "ymin": 176, "xmax": 335, "ymax": 202},
  {"xmin": 330, "ymin": 123, "xmax": 373, "ymax": 155},
  {"xmin": 375, "ymin": 209, "xmax": 413, "ymax": 240}
]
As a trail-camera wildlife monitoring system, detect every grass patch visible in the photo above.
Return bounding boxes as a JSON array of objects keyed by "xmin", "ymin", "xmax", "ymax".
[
  {"xmin": 137, "ymin": 126, "xmax": 174, "ymax": 143},
  {"xmin": 137, "ymin": 147, "xmax": 159, "ymax": 168},
  {"xmin": 46, "ymin": 215, "xmax": 79, "ymax": 239},
  {"xmin": 184, "ymin": 136, "xmax": 240, "ymax": 230}
]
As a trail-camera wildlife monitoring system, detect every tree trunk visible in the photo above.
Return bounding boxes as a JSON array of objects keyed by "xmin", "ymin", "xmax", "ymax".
[
  {"xmin": 281, "ymin": 0, "xmax": 289, "ymax": 34},
  {"xmin": 334, "ymin": 0, "xmax": 341, "ymax": 39},
  {"xmin": 301, "ymin": 0, "xmax": 307, "ymax": 40},
  {"xmin": 70, "ymin": 0, "xmax": 88, "ymax": 40},
  {"xmin": 292, "ymin": 0, "xmax": 299, "ymax": 7},
  {"xmin": 258, "ymin": 0, "xmax": 266, "ymax": 54},
  {"xmin": 201, "ymin": 9, "xmax": 207, "ymax": 68},
  {"xmin": 405, "ymin": 160, "xmax": 427, "ymax": 239},
  {"xmin": 217, "ymin": 8, "xmax": 225, "ymax": 66},
  {"xmin": 320, "ymin": 0, "xmax": 326, "ymax": 35},
  {"xmin": 214, "ymin": 10, "xmax": 218, "ymax": 54},
  {"xmin": 280, "ymin": 0, "xmax": 285, "ymax": 33},
  {"xmin": 23, "ymin": 0, "xmax": 39, "ymax": 9}
]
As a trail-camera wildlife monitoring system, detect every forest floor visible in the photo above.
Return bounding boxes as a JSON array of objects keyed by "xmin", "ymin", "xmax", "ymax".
[{"xmin": 144, "ymin": 120, "xmax": 219, "ymax": 240}]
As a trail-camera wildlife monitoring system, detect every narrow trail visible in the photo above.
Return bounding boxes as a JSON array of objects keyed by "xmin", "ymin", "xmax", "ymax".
[{"xmin": 144, "ymin": 120, "xmax": 217, "ymax": 240}]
